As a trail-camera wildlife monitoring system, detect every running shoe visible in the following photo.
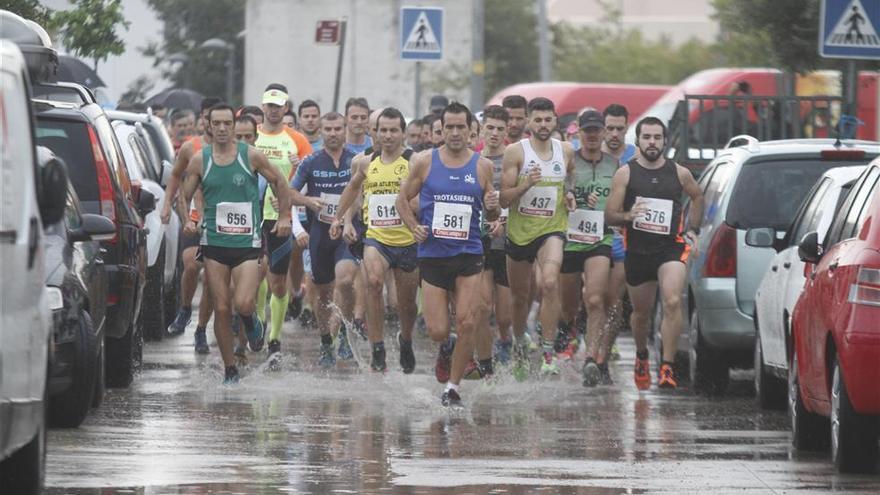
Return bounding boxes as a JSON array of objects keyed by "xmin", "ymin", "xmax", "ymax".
[
  {"xmin": 352, "ymin": 318, "xmax": 368, "ymax": 341},
  {"xmin": 224, "ymin": 365, "xmax": 240, "ymax": 384},
  {"xmin": 599, "ymin": 361, "xmax": 614, "ymax": 385},
  {"xmin": 266, "ymin": 339, "xmax": 282, "ymax": 371},
  {"xmin": 246, "ymin": 317, "xmax": 265, "ymax": 352},
  {"xmin": 300, "ymin": 307, "xmax": 316, "ymax": 329},
  {"xmin": 609, "ymin": 344, "xmax": 621, "ymax": 361},
  {"xmin": 434, "ymin": 334, "xmax": 456, "ymax": 383},
  {"xmin": 370, "ymin": 346, "xmax": 387, "ymax": 373},
  {"xmin": 558, "ymin": 337, "xmax": 579, "ymax": 361},
  {"xmin": 582, "ymin": 358, "xmax": 601, "ymax": 387},
  {"xmin": 287, "ymin": 291, "xmax": 304, "ymax": 320},
  {"xmin": 553, "ymin": 324, "xmax": 570, "ymax": 353},
  {"xmin": 494, "ymin": 339, "xmax": 512, "ymax": 365},
  {"xmin": 634, "ymin": 356, "xmax": 651, "ymax": 391},
  {"xmin": 398, "ymin": 332, "xmax": 415, "ymax": 374},
  {"xmin": 337, "ymin": 327, "xmax": 354, "ymax": 360},
  {"xmin": 194, "ymin": 327, "xmax": 209, "ymax": 354},
  {"xmin": 463, "ymin": 359, "xmax": 493, "ymax": 380},
  {"xmin": 318, "ymin": 342, "xmax": 336, "ymax": 369},
  {"xmin": 658, "ymin": 363, "xmax": 678, "ymax": 389},
  {"xmin": 233, "ymin": 344, "xmax": 248, "ymax": 365},
  {"xmin": 440, "ymin": 388, "xmax": 462, "ymax": 407},
  {"xmin": 167, "ymin": 307, "xmax": 192, "ymax": 336},
  {"xmin": 540, "ymin": 353, "xmax": 560, "ymax": 375}
]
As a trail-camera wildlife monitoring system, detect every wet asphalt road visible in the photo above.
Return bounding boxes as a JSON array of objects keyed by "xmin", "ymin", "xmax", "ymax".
[{"xmin": 45, "ymin": 307, "xmax": 880, "ymax": 494}]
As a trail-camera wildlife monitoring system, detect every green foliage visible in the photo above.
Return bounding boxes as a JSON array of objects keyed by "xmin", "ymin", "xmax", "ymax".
[
  {"xmin": 50, "ymin": 0, "xmax": 129, "ymax": 70},
  {"xmin": 485, "ymin": 0, "xmax": 539, "ymax": 96},
  {"xmin": 0, "ymin": 0, "xmax": 53, "ymax": 25},
  {"xmin": 144, "ymin": 0, "xmax": 244, "ymax": 105}
]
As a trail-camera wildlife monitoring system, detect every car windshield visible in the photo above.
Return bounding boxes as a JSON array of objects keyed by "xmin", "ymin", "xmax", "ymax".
[{"xmin": 726, "ymin": 158, "xmax": 870, "ymax": 231}]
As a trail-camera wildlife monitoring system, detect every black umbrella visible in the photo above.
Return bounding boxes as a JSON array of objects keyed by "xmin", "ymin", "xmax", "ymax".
[
  {"xmin": 144, "ymin": 88, "xmax": 204, "ymax": 112},
  {"xmin": 56, "ymin": 55, "xmax": 105, "ymax": 89}
]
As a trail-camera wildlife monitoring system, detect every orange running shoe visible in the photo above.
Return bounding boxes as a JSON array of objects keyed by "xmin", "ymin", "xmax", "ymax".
[
  {"xmin": 634, "ymin": 356, "xmax": 651, "ymax": 390},
  {"xmin": 658, "ymin": 363, "xmax": 678, "ymax": 389}
]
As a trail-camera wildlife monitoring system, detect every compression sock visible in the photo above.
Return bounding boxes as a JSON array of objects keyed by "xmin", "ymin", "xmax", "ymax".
[{"xmin": 269, "ymin": 293, "xmax": 289, "ymax": 342}]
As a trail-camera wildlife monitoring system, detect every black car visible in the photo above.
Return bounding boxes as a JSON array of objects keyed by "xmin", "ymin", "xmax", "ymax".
[
  {"xmin": 34, "ymin": 98, "xmax": 154, "ymax": 388},
  {"xmin": 40, "ymin": 147, "xmax": 116, "ymax": 427}
]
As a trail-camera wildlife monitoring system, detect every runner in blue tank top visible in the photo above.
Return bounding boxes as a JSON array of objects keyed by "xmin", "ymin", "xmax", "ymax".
[
  {"xmin": 397, "ymin": 102, "xmax": 501, "ymax": 408},
  {"xmin": 290, "ymin": 111, "xmax": 359, "ymax": 369}
]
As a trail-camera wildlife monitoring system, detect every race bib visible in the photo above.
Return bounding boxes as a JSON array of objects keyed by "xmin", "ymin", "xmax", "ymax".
[
  {"xmin": 519, "ymin": 186, "xmax": 557, "ymax": 217},
  {"xmin": 319, "ymin": 193, "xmax": 341, "ymax": 224},
  {"xmin": 567, "ymin": 209, "xmax": 604, "ymax": 244},
  {"xmin": 216, "ymin": 202, "xmax": 253, "ymax": 235},
  {"xmin": 633, "ymin": 197, "xmax": 673, "ymax": 235},
  {"xmin": 432, "ymin": 202, "xmax": 472, "ymax": 240},
  {"xmin": 499, "ymin": 207, "xmax": 509, "ymax": 223},
  {"xmin": 368, "ymin": 194, "xmax": 402, "ymax": 228}
]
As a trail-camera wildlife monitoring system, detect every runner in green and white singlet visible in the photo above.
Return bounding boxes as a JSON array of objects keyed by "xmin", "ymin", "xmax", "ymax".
[
  {"xmin": 499, "ymin": 97, "xmax": 576, "ymax": 377},
  {"xmin": 178, "ymin": 104, "xmax": 297, "ymax": 384}
]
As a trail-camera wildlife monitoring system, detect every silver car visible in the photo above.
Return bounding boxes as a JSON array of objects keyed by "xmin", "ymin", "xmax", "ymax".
[
  {"xmin": 654, "ymin": 137, "xmax": 879, "ymax": 394},
  {"xmin": 750, "ymin": 165, "xmax": 865, "ymax": 409}
]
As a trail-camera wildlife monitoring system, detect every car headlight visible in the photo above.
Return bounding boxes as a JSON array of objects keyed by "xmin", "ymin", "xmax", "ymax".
[{"xmin": 46, "ymin": 287, "xmax": 63, "ymax": 311}]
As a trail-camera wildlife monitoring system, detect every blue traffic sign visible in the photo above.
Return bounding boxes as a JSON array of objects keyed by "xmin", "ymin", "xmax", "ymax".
[
  {"xmin": 820, "ymin": 0, "xmax": 880, "ymax": 59},
  {"xmin": 400, "ymin": 7, "xmax": 443, "ymax": 61}
]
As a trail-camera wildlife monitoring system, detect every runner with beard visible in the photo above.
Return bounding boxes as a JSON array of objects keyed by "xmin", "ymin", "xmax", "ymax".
[
  {"xmin": 605, "ymin": 116, "xmax": 704, "ymax": 390},
  {"xmin": 500, "ymin": 97, "xmax": 576, "ymax": 377},
  {"xmin": 501, "ymin": 95, "xmax": 528, "ymax": 144}
]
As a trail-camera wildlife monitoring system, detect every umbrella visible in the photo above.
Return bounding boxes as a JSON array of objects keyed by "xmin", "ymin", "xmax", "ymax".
[
  {"xmin": 144, "ymin": 88, "xmax": 204, "ymax": 113},
  {"xmin": 57, "ymin": 55, "xmax": 105, "ymax": 89}
]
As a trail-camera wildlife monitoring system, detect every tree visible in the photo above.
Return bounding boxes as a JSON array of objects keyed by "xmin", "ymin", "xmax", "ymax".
[
  {"xmin": 118, "ymin": 75, "xmax": 155, "ymax": 109},
  {"xmin": 0, "ymin": 0, "xmax": 53, "ymax": 25},
  {"xmin": 49, "ymin": 0, "xmax": 130, "ymax": 70},
  {"xmin": 143, "ymin": 0, "xmax": 244, "ymax": 105},
  {"xmin": 484, "ymin": 0, "xmax": 540, "ymax": 97}
]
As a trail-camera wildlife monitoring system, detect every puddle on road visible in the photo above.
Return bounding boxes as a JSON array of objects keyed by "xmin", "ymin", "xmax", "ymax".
[{"xmin": 45, "ymin": 319, "xmax": 878, "ymax": 493}]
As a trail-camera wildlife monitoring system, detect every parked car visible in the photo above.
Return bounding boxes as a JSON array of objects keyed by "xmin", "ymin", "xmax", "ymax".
[
  {"xmin": 41, "ymin": 146, "xmax": 117, "ymax": 427},
  {"xmin": 113, "ymin": 120, "xmax": 178, "ymax": 340},
  {"xmin": 34, "ymin": 98, "xmax": 152, "ymax": 388},
  {"xmin": 0, "ymin": 36, "xmax": 67, "ymax": 494},
  {"xmin": 750, "ymin": 165, "xmax": 865, "ymax": 410},
  {"xmin": 789, "ymin": 158, "xmax": 880, "ymax": 473},
  {"xmin": 107, "ymin": 109, "xmax": 175, "ymax": 182},
  {"xmin": 654, "ymin": 137, "xmax": 879, "ymax": 394}
]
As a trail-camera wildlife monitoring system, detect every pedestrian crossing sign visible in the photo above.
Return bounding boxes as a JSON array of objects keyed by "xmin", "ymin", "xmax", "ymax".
[
  {"xmin": 820, "ymin": 0, "xmax": 880, "ymax": 59},
  {"xmin": 401, "ymin": 7, "xmax": 443, "ymax": 61}
]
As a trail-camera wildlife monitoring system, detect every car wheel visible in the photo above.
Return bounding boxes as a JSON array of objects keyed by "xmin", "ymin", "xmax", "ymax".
[
  {"xmin": 689, "ymin": 306, "xmax": 729, "ymax": 395},
  {"xmin": 831, "ymin": 357, "xmax": 879, "ymax": 473},
  {"xmin": 754, "ymin": 324, "xmax": 786, "ymax": 410},
  {"xmin": 142, "ymin": 243, "xmax": 166, "ymax": 342},
  {"xmin": 92, "ymin": 335, "xmax": 105, "ymax": 408},
  {"xmin": 789, "ymin": 350, "xmax": 830, "ymax": 451},
  {"xmin": 106, "ymin": 317, "xmax": 138, "ymax": 388},
  {"xmin": 49, "ymin": 311, "xmax": 98, "ymax": 428},
  {"xmin": 0, "ymin": 368, "xmax": 47, "ymax": 494}
]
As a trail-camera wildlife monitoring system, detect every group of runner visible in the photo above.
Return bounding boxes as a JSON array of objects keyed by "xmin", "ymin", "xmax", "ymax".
[{"xmin": 158, "ymin": 84, "xmax": 705, "ymax": 407}]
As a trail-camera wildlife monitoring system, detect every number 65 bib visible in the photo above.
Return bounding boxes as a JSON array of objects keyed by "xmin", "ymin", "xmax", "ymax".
[
  {"xmin": 216, "ymin": 202, "xmax": 253, "ymax": 235},
  {"xmin": 368, "ymin": 194, "xmax": 402, "ymax": 228},
  {"xmin": 432, "ymin": 202, "xmax": 472, "ymax": 240},
  {"xmin": 633, "ymin": 197, "xmax": 673, "ymax": 235},
  {"xmin": 519, "ymin": 186, "xmax": 557, "ymax": 217}
]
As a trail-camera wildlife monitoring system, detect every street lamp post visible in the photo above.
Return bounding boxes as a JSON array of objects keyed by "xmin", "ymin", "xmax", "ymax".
[{"xmin": 200, "ymin": 38, "xmax": 235, "ymax": 104}]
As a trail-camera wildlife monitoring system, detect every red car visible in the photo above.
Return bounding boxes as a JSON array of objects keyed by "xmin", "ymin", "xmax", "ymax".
[{"xmin": 790, "ymin": 156, "xmax": 880, "ymax": 473}]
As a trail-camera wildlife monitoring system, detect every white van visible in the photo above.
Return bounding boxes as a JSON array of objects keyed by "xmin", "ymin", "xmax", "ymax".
[{"xmin": 0, "ymin": 38, "xmax": 68, "ymax": 493}]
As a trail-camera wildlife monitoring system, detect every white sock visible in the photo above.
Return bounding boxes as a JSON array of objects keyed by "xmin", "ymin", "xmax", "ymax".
[{"xmin": 445, "ymin": 382, "xmax": 459, "ymax": 393}]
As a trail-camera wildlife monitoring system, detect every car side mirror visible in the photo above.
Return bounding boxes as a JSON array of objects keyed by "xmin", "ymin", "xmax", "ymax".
[
  {"xmin": 137, "ymin": 188, "xmax": 156, "ymax": 216},
  {"xmin": 70, "ymin": 213, "xmax": 116, "ymax": 242},
  {"xmin": 160, "ymin": 159, "xmax": 172, "ymax": 187},
  {"xmin": 798, "ymin": 231, "xmax": 821, "ymax": 264},
  {"xmin": 38, "ymin": 158, "xmax": 68, "ymax": 226},
  {"xmin": 745, "ymin": 227, "xmax": 777, "ymax": 249}
]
